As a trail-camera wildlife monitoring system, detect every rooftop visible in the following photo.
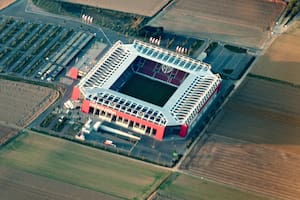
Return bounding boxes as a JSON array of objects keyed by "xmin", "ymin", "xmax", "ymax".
[{"xmin": 78, "ymin": 40, "xmax": 221, "ymax": 126}]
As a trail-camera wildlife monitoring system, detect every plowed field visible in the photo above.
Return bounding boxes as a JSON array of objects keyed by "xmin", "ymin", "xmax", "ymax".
[
  {"xmin": 0, "ymin": 0, "xmax": 15, "ymax": 10},
  {"xmin": 59, "ymin": 0, "xmax": 169, "ymax": 16},
  {"xmin": 252, "ymin": 19, "xmax": 300, "ymax": 84},
  {"xmin": 181, "ymin": 77, "xmax": 300, "ymax": 200},
  {"xmin": 0, "ymin": 79, "xmax": 58, "ymax": 127},
  {"xmin": 149, "ymin": 0, "xmax": 286, "ymax": 48},
  {"xmin": 181, "ymin": 135, "xmax": 300, "ymax": 200}
]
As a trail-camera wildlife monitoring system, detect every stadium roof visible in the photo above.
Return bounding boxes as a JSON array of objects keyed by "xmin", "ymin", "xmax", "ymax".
[{"xmin": 78, "ymin": 40, "xmax": 221, "ymax": 126}]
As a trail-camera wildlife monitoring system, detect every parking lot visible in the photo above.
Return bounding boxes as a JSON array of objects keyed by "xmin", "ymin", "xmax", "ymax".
[
  {"xmin": 204, "ymin": 43, "xmax": 255, "ymax": 80},
  {"xmin": 0, "ymin": 16, "xmax": 95, "ymax": 82}
]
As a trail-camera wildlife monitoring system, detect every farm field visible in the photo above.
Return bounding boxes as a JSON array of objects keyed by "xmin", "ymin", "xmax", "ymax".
[
  {"xmin": 58, "ymin": 0, "xmax": 169, "ymax": 17},
  {"xmin": 0, "ymin": 132, "xmax": 170, "ymax": 199},
  {"xmin": 181, "ymin": 134, "xmax": 300, "ymax": 200},
  {"xmin": 153, "ymin": 173, "xmax": 267, "ymax": 200},
  {"xmin": 0, "ymin": 123, "xmax": 19, "ymax": 145},
  {"xmin": 0, "ymin": 166, "xmax": 118, "ymax": 200},
  {"xmin": 181, "ymin": 76, "xmax": 300, "ymax": 200},
  {"xmin": 149, "ymin": 0, "xmax": 286, "ymax": 48},
  {"xmin": 252, "ymin": 19, "xmax": 300, "ymax": 84},
  {"xmin": 0, "ymin": 79, "xmax": 58, "ymax": 127},
  {"xmin": 208, "ymin": 77, "xmax": 300, "ymax": 154},
  {"xmin": 0, "ymin": 0, "xmax": 15, "ymax": 10}
]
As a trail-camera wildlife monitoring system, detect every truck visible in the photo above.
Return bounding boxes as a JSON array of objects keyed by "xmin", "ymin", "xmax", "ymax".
[{"xmin": 93, "ymin": 121, "xmax": 102, "ymax": 131}]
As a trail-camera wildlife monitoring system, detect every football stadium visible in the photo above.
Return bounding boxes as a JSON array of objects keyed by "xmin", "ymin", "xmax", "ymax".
[{"xmin": 71, "ymin": 40, "xmax": 222, "ymax": 141}]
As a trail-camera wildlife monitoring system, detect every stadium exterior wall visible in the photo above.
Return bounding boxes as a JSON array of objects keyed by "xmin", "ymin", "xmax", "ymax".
[
  {"xmin": 68, "ymin": 67, "xmax": 79, "ymax": 80},
  {"xmin": 73, "ymin": 40, "xmax": 223, "ymax": 141},
  {"xmin": 71, "ymin": 86, "xmax": 81, "ymax": 100},
  {"xmin": 81, "ymin": 99, "xmax": 166, "ymax": 140},
  {"xmin": 179, "ymin": 124, "xmax": 188, "ymax": 137},
  {"xmin": 77, "ymin": 80, "xmax": 221, "ymax": 141}
]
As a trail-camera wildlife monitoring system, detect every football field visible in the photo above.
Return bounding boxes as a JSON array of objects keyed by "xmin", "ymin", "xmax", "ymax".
[{"xmin": 119, "ymin": 73, "xmax": 177, "ymax": 107}]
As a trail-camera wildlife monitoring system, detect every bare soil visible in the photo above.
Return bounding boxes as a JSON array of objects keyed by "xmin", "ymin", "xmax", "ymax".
[
  {"xmin": 0, "ymin": 0, "xmax": 15, "ymax": 10},
  {"xmin": 59, "ymin": 0, "xmax": 169, "ymax": 17},
  {"xmin": 0, "ymin": 79, "xmax": 59, "ymax": 127},
  {"xmin": 149, "ymin": 0, "xmax": 286, "ymax": 48},
  {"xmin": 208, "ymin": 77, "xmax": 300, "ymax": 154},
  {"xmin": 252, "ymin": 19, "xmax": 300, "ymax": 84},
  {"xmin": 0, "ymin": 123, "xmax": 19, "ymax": 145},
  {"xmin": 181, "ymin": 135, "xmax": 300, "ymax": 200},
  {"xmin": 181, "ymin": 77, "xmax": 300, "ymax": 200}
]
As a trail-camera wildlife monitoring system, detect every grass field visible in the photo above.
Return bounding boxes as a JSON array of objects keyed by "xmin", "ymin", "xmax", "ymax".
[
  {"xmin": 149, "ymin": 0, "xmax": 286, "ymax": 48},
  {"xmin": 0, "ymin": 132, "xmax": 170, "ymax": 199},
  {"xmin": 154, "ymin": 173, "xmax": 267, "ymax": 200},
  {"xmin": 252, "ymin": 19, "xmax": 300, "ymax": 85},
  {"xmin": 180, "ymin": 76, "xmax": 300, "ymax": 200},
  {"xmin": 0, "ymin": 166, "xmax": 118, "ymax": 200},
  {"xmin": 119, "ymin": 73, "xmax": 176, "ymax": 107}
]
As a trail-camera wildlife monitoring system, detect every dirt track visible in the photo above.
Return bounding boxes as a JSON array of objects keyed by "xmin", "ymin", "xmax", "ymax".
[{"xmin": 149, "ymin": 0, "xmax": 286, "ymax": 48}]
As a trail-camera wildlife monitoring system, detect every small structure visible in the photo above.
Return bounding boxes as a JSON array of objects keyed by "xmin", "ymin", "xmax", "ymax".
[{"xmin": 75, "ymin": 133, "xmax": 85, "ymax": 141}]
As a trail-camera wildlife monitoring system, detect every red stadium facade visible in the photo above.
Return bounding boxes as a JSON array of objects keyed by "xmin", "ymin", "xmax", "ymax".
[{"xmin": 72, "ymin": 40, "xmax": 222, "ymax": 141}]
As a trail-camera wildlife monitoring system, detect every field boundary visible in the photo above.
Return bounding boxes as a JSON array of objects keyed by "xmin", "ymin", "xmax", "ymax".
[
  {"xmin": 29, "ymin": 128, "xmax": 172, "ymax": 171},
  {"xmin": 0, "ymin": 126, "xmax": 23, "ymax": 149},
  {"xmin": 0, "ymin": 75, "xmax": 62, "ymax": 128},
  {"xmin": 1, "ymin": 133, "xmax": 126, "ymax": 199},
  {"xmin": 0, "ymin": 74, "xmax": 60, "ymax": 90},
  {"xmin": 248, "ymin": 73, "xmax": 300, "ymax": 88},
  {"xmin": 1, "ymin": 131, "xmax": 172, "ymax": 199}
]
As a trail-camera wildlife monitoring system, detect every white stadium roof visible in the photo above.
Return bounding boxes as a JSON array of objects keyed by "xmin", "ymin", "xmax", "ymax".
[{"xmin": 78, "ymin": 40, "xmax": 221, "ymax": 126}]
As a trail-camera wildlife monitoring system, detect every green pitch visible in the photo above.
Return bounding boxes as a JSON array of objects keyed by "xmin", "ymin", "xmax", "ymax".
[{"xmin": 119, "ymin": 73, "xmax": 177, "ymax": 107}]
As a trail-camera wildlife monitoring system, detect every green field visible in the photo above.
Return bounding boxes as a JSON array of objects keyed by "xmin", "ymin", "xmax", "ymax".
[
  {"xmin": 156, "ymin": 174, "xmax": 268, "ymax": 200},
  {"xmin": 119, "ymin": 74, "xmax": 177, "ymax": 107},
  {"xmin": 0, "ymin": 132, "xmax": 170, "ymax": 199}
]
